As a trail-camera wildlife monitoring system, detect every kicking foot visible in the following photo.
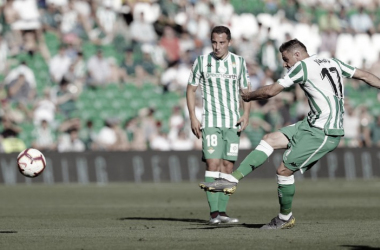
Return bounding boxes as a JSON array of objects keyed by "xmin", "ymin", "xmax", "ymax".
[{"xmin": 199, "ymin": 178, "xmax": 237, "ymax": 195}]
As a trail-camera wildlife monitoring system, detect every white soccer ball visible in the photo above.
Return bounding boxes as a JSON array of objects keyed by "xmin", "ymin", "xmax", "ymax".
[{"xmin": 17, "ymin": 148, "xmax": 46, "ymax": 178}]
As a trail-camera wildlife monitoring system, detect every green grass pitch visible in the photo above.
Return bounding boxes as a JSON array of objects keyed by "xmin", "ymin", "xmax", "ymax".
[{"xmin": 0, "ymin": 179, "xmax": 379, "ymax": 250}]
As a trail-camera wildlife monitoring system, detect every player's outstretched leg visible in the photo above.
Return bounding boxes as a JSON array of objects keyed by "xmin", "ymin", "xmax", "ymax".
[{"xmin": 199, "ymin": 140, "xmax": 274, "ymax": 194}]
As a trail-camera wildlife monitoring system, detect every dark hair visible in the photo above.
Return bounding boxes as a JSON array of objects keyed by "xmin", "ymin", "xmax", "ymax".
[
  {"xmin": 279, "ymin": 39, "xmax": 307, "ymax": 53},
  {"xmin": 60, "ymin": 77, "xmax": 69, "ymax": 86},
  {"xmin": 67, "ymin": 128, "xmax": 78, "ymax": 134},
  {"xmin": 1, "ymin": 128, "xmax": 18, "ymax": 138},
  {"xmin": 211, "ymin": 26, "xmax": 231, "ymax": 41}
]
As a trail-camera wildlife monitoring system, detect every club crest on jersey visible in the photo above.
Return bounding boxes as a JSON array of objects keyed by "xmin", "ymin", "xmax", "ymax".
[
  {"xmin": 207, "ymin": 147, "xmax": 215, "ymax": 154},
  {"xmin": 232, "ymin": 62, "xmax": 236, "ymax": 68}
]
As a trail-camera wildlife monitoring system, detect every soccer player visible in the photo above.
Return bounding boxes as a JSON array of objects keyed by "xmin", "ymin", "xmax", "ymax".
[
  {"xmin": 200, "ymin": 39, "xmax": 380, "ymax": 229},
  {"xmin": 186, "ymin": 26, "xmax": 251, "ymax": 224}
]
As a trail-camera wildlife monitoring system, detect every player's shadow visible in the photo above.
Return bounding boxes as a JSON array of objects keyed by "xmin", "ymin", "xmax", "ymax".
[
  {"xmin": 341, "ymin": 245, "xmax": 380, "ymax": 250},
  {"xmin": 187, "ymin": 223, "xmax": 264, "ymax": 230},
  {"xmin": 119, "ymin": 217, "xmax": 264, "ymax": 229},
  {"xmin": 241, "ymin": 223, "xmax": 266, "ymax": 229},
  {"xmin": 119, "ymin": 217, "xmax": 208, "ymax": 224}
]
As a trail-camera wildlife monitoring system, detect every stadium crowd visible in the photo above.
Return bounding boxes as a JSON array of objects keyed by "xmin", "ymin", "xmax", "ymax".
[{"xmin": 1, "ymin": 0, "xmax": 380, "ymax": 153}]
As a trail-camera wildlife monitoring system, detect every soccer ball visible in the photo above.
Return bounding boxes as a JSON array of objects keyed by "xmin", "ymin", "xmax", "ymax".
[{"xmin": 17, "ymin": 148, "xmax": 46, "ymax": 178}]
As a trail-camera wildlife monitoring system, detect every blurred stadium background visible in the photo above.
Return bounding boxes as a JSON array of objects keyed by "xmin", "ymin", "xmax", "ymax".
[
  {"xmin": 1, "ymin": 2, "xmax": 380, "ymax": 249},
  {"xmin": 0, "ymin": 0, "xmax": 380, "ymax": 156}
]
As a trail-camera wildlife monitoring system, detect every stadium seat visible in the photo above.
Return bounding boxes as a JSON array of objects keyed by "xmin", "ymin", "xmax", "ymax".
[
  {"xmin": 336, "ymin": 33, "xmax": 360, "ymax": 66},
  {"xmin": 129, "ymin": 97, "xmax": 147, "ymax": 110},
  {"xmin": 231, "ymin": 0, "xmax": 264, "ymax": 15},
  {"xmin": 34, "ymin": 56, "xmax": 48, "ymax": 71},
  {"xmin": 371, "ymin": 33, "xmax": 380, "ymax": 56},
  {"xmin": 104, "ymin": 86, "xmax": 121, "ymax": 99},
  {"xmin": 122, "ymin": 84, "xmax": 139, "ymax": 99},
  {"xmin": 80, "ymin": 109, "xmax": 99, "ymax": 121},
  {"xmin": 19, "ymin": 123, "xmax": 36, "ymax": 147},
  {"xmin": 44, "ymin": 32, "xmax": 60, "ymax": 55},
  {"xmin": 272, "ymin": 20, "xmax": 293, "ymax": 45},
  {"xmin": 242, "ymin": 13, "xmax": 259, "ymax": 32},
  {"xmin": 294, "ymin": 23, "xmax": 320, "ymax": 55},
  {"xmin": 355, "ymin": 33, "xmax": 376, "ymax": 66},
  {"xmin": 318, "ymin": 50, "xmax": 331, "ymax": 58},
  {"xmin": 370, "ymin": 105, "xmax": 380, "ymax": 116},
  {"xmin": 256, "ymin": 13, "xmax": 273, "ymax": 28}
]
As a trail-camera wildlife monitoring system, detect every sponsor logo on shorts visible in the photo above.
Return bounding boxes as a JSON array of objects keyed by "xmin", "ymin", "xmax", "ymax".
[{"xmin": 227, "ymin": 143, "xmax": 239, "ymax": 156}]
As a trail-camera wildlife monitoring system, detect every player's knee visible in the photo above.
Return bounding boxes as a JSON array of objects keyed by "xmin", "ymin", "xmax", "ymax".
[
  {"xmin": 206, "ymin": 164, "xmax": 219, "ymax": 171},
  {"xmin": 206, "ymin": 160, "xmax": 221, "ymax": 171},
  {"xmin": 262, "ymin": 133, "xmax": 272, "ymax": 142},
  {"xmin": 222, "ymin": 159, "xmax": 233, "ymax": 167},
  {"xmin": 276, "ymin": 165, "xmax": 293, "ymax": 176},
  {"xmin": 263, "ymin": 132, "xmax": 288, "ymax": 149},
  {"xmin": 262, "ymin": 133, "xmax": 279, "ymax": 148},
  {"xmin": 221, "ymin": 160, "xmax": 234, "ymax": 173}
]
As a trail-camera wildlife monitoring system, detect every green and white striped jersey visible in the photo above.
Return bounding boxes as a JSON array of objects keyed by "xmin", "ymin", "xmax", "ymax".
[
  {"xmin": 188, "ymin": 52, "xmax": 250, "ymax": 129},
  {"xmin": 278, "ymin": 55, "xmax": 356, "ymax": 136}
]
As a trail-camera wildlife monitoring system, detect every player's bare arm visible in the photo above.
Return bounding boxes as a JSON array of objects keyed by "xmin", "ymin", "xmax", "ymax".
[
  {"xmin": 236, "ymin": 101, "xmax": 250, "ymax": 132},
  {"xmin": 352, "ymin": 68, "xmax": 380, "ymax": 89},
  {"xmin": 186, "ymin": 84, "xmax": 201, "ymax": 139},
  {"xmin": 241, "ymin": 82, "xmax": 285, "ymax": 102}
]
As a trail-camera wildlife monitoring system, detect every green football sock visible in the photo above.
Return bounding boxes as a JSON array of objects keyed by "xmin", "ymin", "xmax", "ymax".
[
  {"xmin": 232, "ymin": 150, "xmax": 269, "ymax": 180},
  {"xmin": 205, "ymin": 176, "xmax": 219, "ymax": 214},
  {"xmin": 278, "ymin": 183, "xmax": 295, "ymax": 215},
  {"xmin": 218, "ymin": 192, "xmax": 230, "ymax": 214}
]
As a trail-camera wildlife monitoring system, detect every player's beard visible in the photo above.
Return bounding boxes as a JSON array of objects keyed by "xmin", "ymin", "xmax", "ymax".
[{"xmin": 286, "ymin": 65, "xmax": 294, "ymax": 72}]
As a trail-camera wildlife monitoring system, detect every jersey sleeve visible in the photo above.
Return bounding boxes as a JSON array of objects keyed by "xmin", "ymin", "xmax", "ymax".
[
  {"xmin": 278, "ymin": 61, "xmax": 306, "ymax": 88},
  {"xmin": 239, "ymin": 57, "xmax": 250, "ymax": 90},
  {"xmin": 188, "ymin": 57, "xmax": 202, "ymax": 86},
  {"xmin": 331, "ymin": 58, "xmax": 356, "ymax": 78}
]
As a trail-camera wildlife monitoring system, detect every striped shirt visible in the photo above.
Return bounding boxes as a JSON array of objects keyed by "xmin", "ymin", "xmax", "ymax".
[
  {"xmin": 188, "ymin": 52, "xmax": 250, "ymax": 128},
  {"xmin": 278, "ymin": 55, "xmax": 356, "ymax": 136}
]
